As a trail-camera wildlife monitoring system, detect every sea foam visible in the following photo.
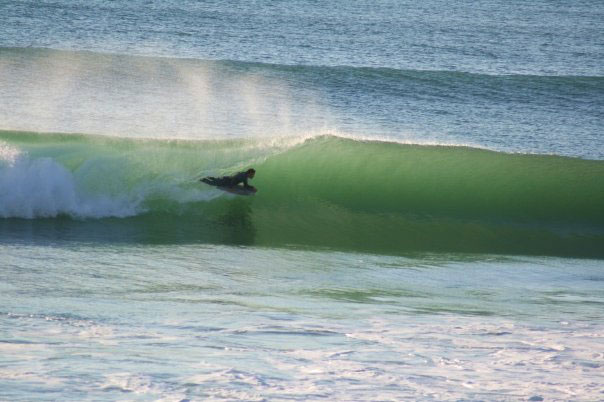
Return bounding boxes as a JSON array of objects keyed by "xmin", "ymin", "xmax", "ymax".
[{"xmin": 0, "ymin": 147, "xmax": 142, "ymax": 219}]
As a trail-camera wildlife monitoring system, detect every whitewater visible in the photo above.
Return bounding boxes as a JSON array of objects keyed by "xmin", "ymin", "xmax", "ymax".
[{"xmin": 1, "ymin": 0, "xmax": 603, "ymax": 400}]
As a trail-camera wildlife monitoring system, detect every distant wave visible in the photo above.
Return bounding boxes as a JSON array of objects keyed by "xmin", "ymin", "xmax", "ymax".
[
  {"xmin": 3, "ymin": 46, "xmax": 603, "ymax": 81},
  {"xmin": 1, "ymin": 130, "xmax": 603, "ymax": 257},
  {"xmin": 1, "ymin": 46, "xmax": 602, "ymax": 159}
]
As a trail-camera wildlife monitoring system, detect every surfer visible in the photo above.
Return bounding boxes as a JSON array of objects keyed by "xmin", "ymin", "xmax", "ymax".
[{"xmin": 201, "ymin": 168, "xmax": 256, "ymax": 192}]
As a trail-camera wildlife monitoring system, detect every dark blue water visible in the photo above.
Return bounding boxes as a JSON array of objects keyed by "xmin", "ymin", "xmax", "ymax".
[{"xmin": 3, "ymin": 0, "xmax": 603, "ymax": 75}]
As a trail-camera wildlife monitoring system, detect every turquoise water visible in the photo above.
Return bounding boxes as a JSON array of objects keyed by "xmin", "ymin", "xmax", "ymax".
[{"xmin": 1, "ymin": 1, "xmax": 603, "ymax": 400}]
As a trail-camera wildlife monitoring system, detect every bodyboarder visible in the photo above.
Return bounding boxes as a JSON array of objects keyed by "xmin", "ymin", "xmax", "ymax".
[{"xmin": 201, "ymin": 168, "xmax": 256, "ymax": 193}]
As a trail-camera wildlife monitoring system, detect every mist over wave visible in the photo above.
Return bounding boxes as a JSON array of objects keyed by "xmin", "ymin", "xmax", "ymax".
[
  {"xmin": 0, "ymin": 47, "xmax": 330, "ymax": 139},
  {"xmin": 1, "ymin": 47, "xmax": 602, "ymax": 159}
]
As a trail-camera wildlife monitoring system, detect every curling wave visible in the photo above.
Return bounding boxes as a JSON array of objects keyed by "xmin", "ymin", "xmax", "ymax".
[{"xmin": 1, "ymin": 130, "xmax": 603, "ymax": 257}]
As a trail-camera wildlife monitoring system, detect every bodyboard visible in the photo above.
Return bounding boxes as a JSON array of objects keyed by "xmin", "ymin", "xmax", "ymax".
[{"xmin": 218, "ymin": 186, "xmax": 257, "ymax": 196}]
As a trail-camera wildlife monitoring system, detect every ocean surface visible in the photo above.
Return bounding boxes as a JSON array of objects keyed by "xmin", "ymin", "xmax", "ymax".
[{"xmin": 1, "ymin": 1, "xmax": 603, "ymax": 400}]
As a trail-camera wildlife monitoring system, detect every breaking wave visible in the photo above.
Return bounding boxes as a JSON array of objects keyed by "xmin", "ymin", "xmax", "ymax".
[{"xmin": 1, "ymin": 130, "xmax": 603, "ymax": 257}]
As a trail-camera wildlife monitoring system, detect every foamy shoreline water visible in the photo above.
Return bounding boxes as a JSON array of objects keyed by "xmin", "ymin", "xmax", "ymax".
[{"xmin": 1, "ymin": 244, "xmax": 603, "ymax": 401}]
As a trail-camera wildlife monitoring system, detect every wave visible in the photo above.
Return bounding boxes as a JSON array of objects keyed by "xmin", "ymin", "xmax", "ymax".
[
  {"xmin": 4, "ymin": 46, "xmax": 602, "ymax": 82},
  {"xmin": 2, "ymin": 46, "xmax": 602, "ymax": 159},
  {"xmin": 1, "ymin": 130, "xmax": 603, "ymax": 258}
]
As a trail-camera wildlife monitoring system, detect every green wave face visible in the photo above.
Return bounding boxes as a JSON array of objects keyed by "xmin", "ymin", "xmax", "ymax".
[
  {"xmin": 251, "ymin": 136, "xmax": 604, "ymax": 257},
  {"xmin": 1, "ymin": 131, "xmax": 603, "ymax": 257}
]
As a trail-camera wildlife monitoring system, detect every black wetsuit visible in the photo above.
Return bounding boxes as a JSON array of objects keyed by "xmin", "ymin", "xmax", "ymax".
[
  {"xmin": 230, "ymin": 171, "xmax": 250, "ymax": 187},
  {"xmin": 202, "ymin": 171, "xmax": 251, "ymax": 188}
]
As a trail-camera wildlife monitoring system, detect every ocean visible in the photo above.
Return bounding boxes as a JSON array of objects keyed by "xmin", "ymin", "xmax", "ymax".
[{"xmin": 1, "ymin": 1, "xmax": 603, "ymax": 400}]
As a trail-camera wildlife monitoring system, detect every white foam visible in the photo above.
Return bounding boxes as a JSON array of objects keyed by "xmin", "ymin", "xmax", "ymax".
[
  {"xmin": 0, "ymin": 151, "xmax": 143, "ymax": 219},
  {"xmin": 0, "ymin": 141, "xmax": 22, "ymax": 164}
]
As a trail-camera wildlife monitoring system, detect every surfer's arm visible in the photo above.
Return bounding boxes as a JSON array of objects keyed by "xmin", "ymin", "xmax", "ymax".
[{"xmin": 242, "ymin": 177, "xmax": 252, "ymax": 188}]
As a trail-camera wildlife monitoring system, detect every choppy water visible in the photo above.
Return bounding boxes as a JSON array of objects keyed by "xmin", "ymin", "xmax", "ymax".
[
  {"xmin": 1, "ymin": 0, "xmax": 603, "ymax": 400},
  {"xmin": 2, "ymin": 244, "xmax": 603, "ymax": 400}
]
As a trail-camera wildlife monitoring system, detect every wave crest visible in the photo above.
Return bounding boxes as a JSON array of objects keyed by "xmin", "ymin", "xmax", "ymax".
[{"xmin": 1, "ymin": 132, "xmax": 603, "ymax": 257}]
